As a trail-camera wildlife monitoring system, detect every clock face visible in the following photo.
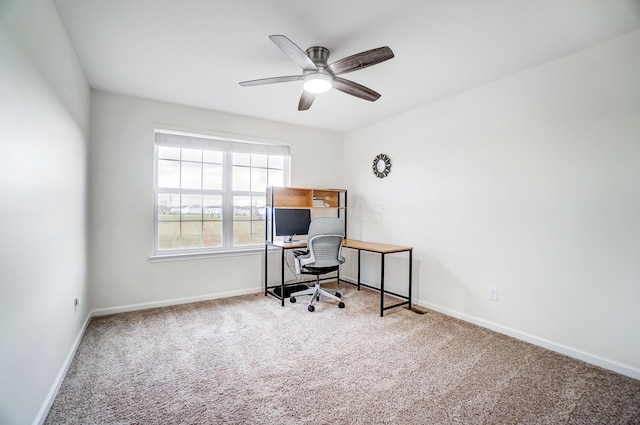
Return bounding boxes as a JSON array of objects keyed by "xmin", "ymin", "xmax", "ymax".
[{"xmin": 372, "ymin": 154, "xmax": 391, "ymax": 178}]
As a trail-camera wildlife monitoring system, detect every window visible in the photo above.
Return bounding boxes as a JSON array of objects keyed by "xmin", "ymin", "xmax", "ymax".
[{"xmin": 153, "ymin": 129, "xmax": 289, "ymax": 256}]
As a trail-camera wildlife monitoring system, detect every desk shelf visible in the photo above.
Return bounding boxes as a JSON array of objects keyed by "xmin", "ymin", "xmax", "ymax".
[
  {"xmin": 266, "ymin": 187, "xmax": 346, "ymax": 209},
  {"xmin": 265, "ymin": 186, "xmax": 347, "ymax": 243}
]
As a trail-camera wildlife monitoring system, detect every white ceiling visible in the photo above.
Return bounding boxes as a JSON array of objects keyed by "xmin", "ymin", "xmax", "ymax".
[{"xmin": 53, "ymin": 0, "xmax": 640, "ymax": 133}]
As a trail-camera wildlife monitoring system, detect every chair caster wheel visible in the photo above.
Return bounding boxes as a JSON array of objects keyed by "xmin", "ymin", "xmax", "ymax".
[
  {"xmin": 338, "ymin": 302, "xmax": 345, "ymax": 309},
  {"xmin": 308, "ymin": 305, "xmax": 315, "ymax": 312},
  {"xmin": 335, "ymin": 292, "xmax": 341, "ymax": 298},
  {"xmin": 290, "ymin": 297, "xmax": 296, "ymax": 303}
]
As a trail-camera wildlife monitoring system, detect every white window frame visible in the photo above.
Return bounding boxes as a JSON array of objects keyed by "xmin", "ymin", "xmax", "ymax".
[{"xmin": 151, "ymin": 128, "xmax": 290, "ymax": 260}]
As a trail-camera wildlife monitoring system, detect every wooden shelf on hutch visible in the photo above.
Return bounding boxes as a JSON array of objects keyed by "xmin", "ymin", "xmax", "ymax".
[{"xmin": 265, "ymin": 187, "xmax": 347, "ymax": 243}]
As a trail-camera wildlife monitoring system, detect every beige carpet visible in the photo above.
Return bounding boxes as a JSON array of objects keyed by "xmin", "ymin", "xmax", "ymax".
[{"xmin": 45, "ymin": 282, "xmax": 640, "ymax": 424}]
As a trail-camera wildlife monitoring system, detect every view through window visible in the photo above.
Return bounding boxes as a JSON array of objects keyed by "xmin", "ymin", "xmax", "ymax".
[{"xmin": 154, "ymin": 130, "xmax": 289, "ymax": 254}]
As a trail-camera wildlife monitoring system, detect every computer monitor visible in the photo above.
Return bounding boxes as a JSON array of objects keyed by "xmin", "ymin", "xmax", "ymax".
[{"xmin": 274, "ymin": 208, "xmax": 311, "ymax": 243}]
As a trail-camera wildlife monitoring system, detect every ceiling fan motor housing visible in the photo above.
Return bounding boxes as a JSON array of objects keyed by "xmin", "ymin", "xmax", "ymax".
[{"xmin": 306, "ymin": 46, "xmax": 331, "ymax": 69}]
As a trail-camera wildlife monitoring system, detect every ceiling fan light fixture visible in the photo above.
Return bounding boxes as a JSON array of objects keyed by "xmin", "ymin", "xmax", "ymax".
[{"xmin": 303, "ymin": 72, "xmax": 332, "ymax": 93}]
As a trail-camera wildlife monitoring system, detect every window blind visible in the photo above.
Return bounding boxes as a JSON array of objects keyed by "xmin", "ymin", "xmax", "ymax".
[{"xmin": 155, "ymin": 130, "xmax": 290, "ymax": 156}]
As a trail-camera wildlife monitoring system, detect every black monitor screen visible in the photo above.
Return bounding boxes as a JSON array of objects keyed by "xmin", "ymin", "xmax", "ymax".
[{"xmin": 274, "ymin": 208, "xmax": 311, "ymax": 242}]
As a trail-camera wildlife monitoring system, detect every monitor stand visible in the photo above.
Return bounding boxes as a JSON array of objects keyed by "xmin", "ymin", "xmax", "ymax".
[{"xmin": 285, "ymin": 235, "xmax": 299, "ymax": 243}]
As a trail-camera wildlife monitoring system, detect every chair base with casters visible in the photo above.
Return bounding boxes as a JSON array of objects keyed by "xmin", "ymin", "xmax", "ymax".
[{"xmin": 289, "ymin": 267, "xmax": 345, "ymax": 312}]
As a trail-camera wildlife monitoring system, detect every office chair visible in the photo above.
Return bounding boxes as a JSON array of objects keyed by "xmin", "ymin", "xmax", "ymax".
[{"xmin": 289, "ymin": 217, "xmax": 346, "ymax": 312}]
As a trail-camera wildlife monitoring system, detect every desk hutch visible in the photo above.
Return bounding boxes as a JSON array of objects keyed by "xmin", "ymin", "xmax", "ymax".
[{"xmin": 264, "ymin": 186, "xmax": 413, "ymax": 316}]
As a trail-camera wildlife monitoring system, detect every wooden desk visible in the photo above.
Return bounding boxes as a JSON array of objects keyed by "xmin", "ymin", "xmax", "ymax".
[
  {"xmin": 341, "ymin": 240, "xmax": 413, "ymax": 316},
  {"xmin": 264, "ymin": 239, "xmax": 413, "ymax": 316}
]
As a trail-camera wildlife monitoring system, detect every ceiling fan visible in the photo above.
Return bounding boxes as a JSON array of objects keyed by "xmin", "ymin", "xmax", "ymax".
[{"xmin": 239, "ymin": 35, "xmax": 394, "ymax": 111}]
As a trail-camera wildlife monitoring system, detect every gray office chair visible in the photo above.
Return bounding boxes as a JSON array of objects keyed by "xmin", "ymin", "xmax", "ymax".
[{"xmin": 289, "ymin": 217, "xmax": 346, "ymax": 312}]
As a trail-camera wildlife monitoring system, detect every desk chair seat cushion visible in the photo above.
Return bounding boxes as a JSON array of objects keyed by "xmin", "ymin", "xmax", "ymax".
[{"xmin": 299, "ymin": 265, "xmax": 340, "ymax": 274}]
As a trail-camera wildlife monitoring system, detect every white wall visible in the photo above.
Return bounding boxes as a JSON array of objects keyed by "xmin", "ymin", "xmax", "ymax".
[
  {"xmin": 89, "ymin": 91, "xmax": 344, "ymax": 311},
  {"xmin": 0, "ymin": 0, "xmax": 90, "ymax": 424},
  {"xmin": 344, "ymin": 30, "xmax": 640, "ymax": 377},
  {"xmin": 1, "ymin": 5, "xmax": 636, "ymax": 422}
]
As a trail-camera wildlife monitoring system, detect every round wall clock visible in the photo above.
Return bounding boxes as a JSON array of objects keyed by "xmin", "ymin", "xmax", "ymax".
[{"xmin": 372, "ymin": 153, "xmax": 392, "ymax": 178}]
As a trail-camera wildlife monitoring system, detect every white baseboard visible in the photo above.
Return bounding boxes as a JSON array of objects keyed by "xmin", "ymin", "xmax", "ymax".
[
  {"xmin": 334, "ymin": 278, "xmax": 639, "ymax": 380},
  {"xmin": 91, "ymin": 286, "xmax": 262, "ymax": 317},
  {"xmin": 419, "ymin": 300, "xmax": 640, "ymax": 381},
  {"xmin": 33, "ymin": 311, "xmax": 92, "ymax": 425}
]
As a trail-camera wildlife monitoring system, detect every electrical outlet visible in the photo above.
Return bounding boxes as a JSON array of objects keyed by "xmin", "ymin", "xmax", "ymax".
[
  {"xmin": 488, "ymin": 287, "xmax": 498, "ymax": 302},
  {"xmin": 74, "ymin": 296, "xmax": 81, "ymax": 313}
]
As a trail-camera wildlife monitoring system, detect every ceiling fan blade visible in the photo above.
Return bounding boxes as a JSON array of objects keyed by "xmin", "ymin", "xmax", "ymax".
[
  {"xmin": 332, "ymin": 77, "xmax": 381, "ymax": 102},
  {"xmin": 239, "ymin": 75, "xmax": 302, "ymax": 87},
  {"xmin": 328, "ymin": 46, "xmax": 394, "ymax": 75},
  {"xmin": 269, "ymin": 35, "xmax": 318, "ymax": 72},
  {"xmin": 298, "ymin": 91, "xmax": 317, "ymax": 111}
]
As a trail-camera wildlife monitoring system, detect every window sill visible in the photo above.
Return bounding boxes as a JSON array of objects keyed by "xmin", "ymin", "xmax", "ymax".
[{"xmin": 149, "ymin": 246, "xmax": 263, "ymax": 263}]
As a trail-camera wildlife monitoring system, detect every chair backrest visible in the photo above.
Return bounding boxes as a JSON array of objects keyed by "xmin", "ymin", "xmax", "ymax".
[
  {"xmin": 298, "ymin": 217, "xmax": 345, "ymax": 270},
  {"xmin": 304, "ymin": 234, "xmax": 344, "ymax": 269},
  {"xmin": 307, "ymin": 217, "xmax": 345, "ymax": 240}
]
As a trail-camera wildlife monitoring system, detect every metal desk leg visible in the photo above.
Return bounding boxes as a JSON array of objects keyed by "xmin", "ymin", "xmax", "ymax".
[
  {"xmin": 357, "ymin": 249, "xmax": 361, "ymax": 291},
  {"xmin": 408, "ymin": 249, "xmax": 413, "ymax": 310},
  {"xmin": 380, "ymin": 253, "xmax": 386, "ymax": 317},
  {"xmin": 264, "ymin": 244, "xmax": 268, "ymax": 296},
  {"xmin": 280, "ymin": 247, "xmax": 285, "ymax": 306}
]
